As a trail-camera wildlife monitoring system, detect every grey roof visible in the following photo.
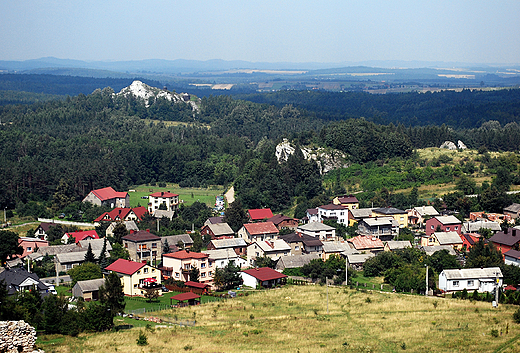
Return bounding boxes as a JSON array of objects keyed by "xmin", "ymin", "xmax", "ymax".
[
  {"xmin": 297, "ymin": 222, "xmax": 335, "ymax": 232},
  {"xmin": 106, "ymin": 221, "xmax": 139, "ymax": 235},
  {"xmin": 373, "ymin": 207, "xmax": 406, "ymax": 215},
  {"xmin": 433, "ymin": 231, "xmax": 463, "ymax": 245},
  {"xmin": 350, "ymin": 208, "xmax": 375, "ymax": 219},
  {"xmin": 78, "ymin": 238, "xmax": 113, "ymax": 252},
  {"xmin": 413, "ymin": 206, "xmax": 440, "ymax": 217},
  {"xmin": 420, "ymin": 245, "xmax": 457, "ymax": 256},
  {"xmin": 322, "ymin": 241, "xmax": 355, "ymax": 253},
  {"xmin": 0, "ymin": 267, "xmax": 48, "ymax": 295},
  {"xmin": 206, "ymin": 223, "xmax": 234, "ymax": 236},
  {"xmin": 74, "ymin": 278, "xmax": 105, "ymax": 293},
  {"xmin": 161, "ymin": 234, "xmax": 194, "ymax": 246},
  {"xmin": 249, "ymin": 239, "xmax": 291, "ymax": 253},
  {"xmin": 434, "ymin": 215, "xmax": 461, "ymax": 225},
  {"xmin": 275, "ymin": 253, "xmax": 321, "ymax": 270},
  {"xmin": 504, "ymin": 203, "xmax": 520, "ymax": 213},
  {"xmin": 153, "ymin": 210, "xmax": 175, "ymax": 219},
  {"xmin": 346, "ymin": 253, "xmax": 375, "ymax": 264},
  {"xmin": 441, "ymin": 267, "xmax": 502, "ymax": 280},
  {"xmin": 56, "ymin": 248, "xmax": 108, "ymax": 264},
  {"xmin": 361, "ymin": 217, "xmax": 398, "ymax": 227},
  {"xmin": 462, "ymin": 220, "xmax": 502, "ymax": 233},
  {"xmin": 36, "ymin": 243, "xmax": 79, "ymax": 256},
  {"xmin": 202, "ymin": 249, "xmax": 238, "ymax": 260},
  {"xmin": 209, "ymin": 238, "xmax": 247, "ymax": 249},
  {"xmin": 385, "ymin": 241, "xmax": 412, "ymax": 250}
]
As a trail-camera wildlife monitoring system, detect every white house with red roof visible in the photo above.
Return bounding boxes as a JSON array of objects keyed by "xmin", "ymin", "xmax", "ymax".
[
  {"xmin": 61, "ymin": 230, "xmax": 99, "ymax": 244},
  {"xmin": 83, "ymin": 187, "xmax": 129, "ymax": 208},
  {"xmin": 104, "ymin": 258, "xmax": 161, "ymax": 296},
  {"xmin": 247, "ymin": 208, "xmax": 274, "ymax": 222},
  {"xmin": 162, "ymin": 250, "xmax": 213, "ymax": 285},
  {"xmin": 94, "ymin": 207, "xmax": 147, "ymax": 223},
  {"xmin": 240, "ymin": 267, "xmax": 287, "ymax": 288},
  {"xmin": 238, "ymin": 222, "xmax": 279, "ymax": 243},
  {"xmin": 148, "ymin": 191, "xmax": 179, "ymax": 214}
]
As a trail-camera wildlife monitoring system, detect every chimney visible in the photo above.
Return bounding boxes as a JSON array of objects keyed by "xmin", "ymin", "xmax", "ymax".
[
  {"xmin": 146, "ymin": 229, "xmax": 150, "ymax": 232},
  {"xmin": 130, "ymin": 230, "xmax": 135, "ymax": 234},
  {"xmin": 161, "ymin": 192, "xmax": 164, "ymax": 196},
  {"xmin": 513, "ymin": 229, "xmax": 517, "ymax": 237},
  {"xmin": 505, "ymin": 228, "xmax": 509, "ymax": 234}
]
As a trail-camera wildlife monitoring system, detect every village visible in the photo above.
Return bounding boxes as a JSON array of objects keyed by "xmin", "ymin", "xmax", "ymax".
[{"xmin": 3, "ymin": 185, "xmax": 520, "ymax": 310}]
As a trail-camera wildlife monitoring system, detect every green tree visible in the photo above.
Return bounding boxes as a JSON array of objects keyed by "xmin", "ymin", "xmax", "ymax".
[
  {"xmin": 213, "ymin": 261, "xmax": 243, "ymax": 290},
  {"xmin": 97, "ymin": 237, "xmax": 109, "ymax": 269},
  {"xmin": 84, "ymin": 243, "xmax": 96, "ymax": 263},
  {"xmin": 99, "ymin": 271, "xmax": 126, "ymax": 317},
  {"xmin": 223, "ymin": 199, "xmax": 248, "ymax": 233},
  {"xmin": 465, "ymin": 239, "xmax": 503, "ymax": 268},
  {"xmin": 108, "ymin": 242, "xmax": 130, "ymax": 264},
  {"xmin": 46, "ymin": 224, "xmax": 65, "ymax": 243},
  {"xmin": 189, "ymin": 267, "xmax": 200, "ymax": 282},
  {"xmin": 112, "ymin": 223, "xmax": 129, "ymax": 244},
  {"xmin": 144, "ymin": 288, "xmax": 160, "ymax": 302},
  {"xmin": 68, "ymin": 262, "xmax": 102, "ymax": 286},
  {"xmin": 456, "ymin": 175, "xmax": 476, "ymax": 195},
  {"xmin": 255, "ymin": 256, "xmax": 276, "ymax": 269},
  {"xmin": 42, "ymin": 294, "xmax": 68, "ymax": 334},
  {"xmin": 427, "ymin": 249, "xmax": 460, "ymax": 273},
  {"xmin": 163, "ymin": 239, "xmax": 170, "ymax": 254},
  {"xmin": 0, "ymin": 230, "xmax": 23, "ymax": 266}
]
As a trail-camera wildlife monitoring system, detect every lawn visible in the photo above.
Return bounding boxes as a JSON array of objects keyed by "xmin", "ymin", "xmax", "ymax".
[
  {"xmin": 127, "ymin": 184, "xmax": 226, "ymax": 209},
  {"xmin": 37, "ymin": 285, "xmax": 520, "ymax": 352},
  {"xmin": 124, "ymin": 292, "xmax": 220, "ymax": 312}
]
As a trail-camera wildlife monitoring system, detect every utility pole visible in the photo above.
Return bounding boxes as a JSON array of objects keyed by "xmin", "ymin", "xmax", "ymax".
[
  {"xmin": 494, "ymin": 272, "xmax": 500, "ymax": 308},
  {"xmin": 326, "ymin": 276, "xmax": 329, "ymax": 314},
  {"xmin": 345, "ymin": 256, "xmax": 348, "ymax": 285}
]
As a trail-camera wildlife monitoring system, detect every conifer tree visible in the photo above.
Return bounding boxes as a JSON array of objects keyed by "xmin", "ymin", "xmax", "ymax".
[
  {"xmin": 84, "ymin": 243, "xmax": 96, "ymax": 263},
  {"xmin": 98, "ymin": 237, "xmax": 109, "ymax": 269}
]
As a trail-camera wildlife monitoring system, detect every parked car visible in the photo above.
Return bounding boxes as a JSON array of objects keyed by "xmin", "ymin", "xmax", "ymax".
[{"xmin": 162, "ymin": 286, "xmax": 169, "ymax": 292}]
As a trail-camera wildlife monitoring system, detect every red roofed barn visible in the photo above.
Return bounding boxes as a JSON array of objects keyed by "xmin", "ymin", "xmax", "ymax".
[{"xmin": 83, "ymin": 187, "xmax": 129, "ymax": 208}]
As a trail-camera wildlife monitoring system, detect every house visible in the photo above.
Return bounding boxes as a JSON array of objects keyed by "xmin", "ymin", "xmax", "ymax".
[
  {"xmin": 278, "ymin": 232, "xmax": 323, "ymax": 256},
  {"xmin": 206, "ymin": 238, "xmax": 247, "ymax": 256},
  {"xmin": 425, "ymin": 216, "xmax": 462, "ymax": 236},
  {"xmin": 72, "ymin": 278, "xmax": 105, "ymax": 301},
  {"xmin": 148, "ymin": 191, "xmax": 179, "ymax": 214},
  {"xmin": 240, "ymin": 267, "xmax": 287, "ymax": 288},
  {"xmin": 384, "ymin": 241, "xmax": 412, "ymax": 252},
  {"xmin": 504, "ymin": 203, "xmax": 520, "ymax": 219},
  {"xmin": 470, "ymin": 211, "xmax": 513, "ymax": 224},
  {"xmin": 419, "ymin": 245, "xmax": 457, "ymax": 256},
  {"xmin": 162, "ymin": 250, "xmax": 213, "ymax": 285},
  {"xmin": 347, "ymin": 235, "xmax": 384, "ymax": 253},
  {"xmin": 316, "ymin": 204, "xmax": 349, "ymax": 226},
  {"xmin": 296, "ymin": 222, "xmax": 337, "ymax": 242},
  {"xmin": 17, "ymin": 237, "xmax": 48, "ymax": 258},
  {"xmin": 504, "ymin": 249, "xmax": 520, "ymax": 267},
  {"xmin": 372, "ymin": 208, "xmax": 408, "ymax": 228},
  {"xmin": 462, "ymin": 220, "xmax": 502, "ymax": 234},
  {"xmin": 357, "ymin": 217, "xmax": 399, "ymax": 239},
  {"xmin": 267, "ymin": 214, "xmax": 299, "ymax": 231},
  {"xmin": 275, "ymin": 253, "xmax": 321, "ymax": 272},
  {"xmin": 94, "ymin": 207, "xmax": 147, "ymax": 223},
  {"xmin": 83, "ymin": 187, "xmax": 129, "ymax": 208},
  {"xmin": 420, "ymin": 231, "xmax": 464, "ymax": 250},
  {"xmin": 346, "ymin": 253, "xmax": 376, "ymax": 271},
  {"xmin": 34, "ymin": 222, "xmax": 59, "ymax": 240},
  {"xmin": 489, "ymin": 228, "xmax": 520, "ymax": 257},
  {"xmin": 321, "ymin": 241, "xmax": 357, "ymax": 260},
  {"xmin": 0, "ymin": 267, "xmax": 50, "ymax": 296},
  {"xmin": 246, "ymin": 239, "xmax": 291, "ymax": 266},
  {"xmin": 438, "ymin": 267, "xmax": 502, "ymax": 293},
  {"xmin": 204, "ymin": 216, "xmax": 224, "ymax": 226},
  {"xmin": 238, "ymin": 222, "xmax": 279, "ymax": 243},
  {"xmin": 461, "ymin": 233, "xmax": 482, "ymax": 250},
  {"xmin": 61, "ymin": 230, "xmax": 99, "ymax": 244},
  {"xmin": 332, "ymin": 195, "xmax": 359, "ymax": 210},
  {"xmin": 200, "ymin": 222, "xmax": 235, "ymax": 239},
  {"xmin": 106, "ymin": 221, "xmax": 139, "ymax": 238},
  {"xmin": 407, "ymin": 206, "xmax": 439, "ymax": 225},
  {"xmin": 161, "ymin": 234, "xmax": 194, "ymax": 253},
  {"xmin": 305, "ymin": 208, "xmax": 320, "ymax": 223},
  {"xmin": 55, "ymin": 245, "xmax": 110, "ymax": 273},
  {"xmin": 348, "ymin": 208, "xmax": 375, "ymax": 227},
  {"xmin": 122, "ymin": 230, "xmax": 162, "ymax": 264},
  {"xmin": 104, "ymin": 258, "xmax": 161, "ymax": 296},
  {"xmin": 203, "ymin": 249, "xmax": 247, "ymax": 269},
  {"xmin": 247, "ymin": 208, "xmax": 274, "ymax": 222}
]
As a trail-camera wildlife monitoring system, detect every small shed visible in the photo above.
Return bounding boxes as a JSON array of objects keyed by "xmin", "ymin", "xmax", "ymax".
[
  {"xmin": 170, "ymin": 292, "xmax": 201, "ymax": 307},
  {"xmin": 72, "ymin": 278, "xmax": 105, "ymax": 301}
]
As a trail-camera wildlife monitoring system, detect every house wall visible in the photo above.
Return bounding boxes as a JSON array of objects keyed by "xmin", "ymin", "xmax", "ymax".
[
  {"xmin": 124, "ymin": 239, "xmax": 162, "ymax": 264},
  {"xmin": 425, "ymin": 219, "xmax": 462, "ymax": 236},
  {"xmin": 162, "ymin": 256, "xmax": 213, "ymax": 285},
  {"xmin": 83, "ymin": 192, "xmax": 102, "ymax": 206},
  {"xmin": 240, "ymin": 272, "xmax": 259, "ymax": 288},
  {"xmin": 148, "ymin": 195, "xmax": 179, "ymax": 213},
  {"xmin": 439, "ymin": 273, "xmax": 502, "ymax": 293},
  {"xmin": 117, "ymin": 265, "xmax": 161, "ymax": 296},
  {"xmin": 505, "ymin": 255, "xmax": 520, "ymax": 267}
]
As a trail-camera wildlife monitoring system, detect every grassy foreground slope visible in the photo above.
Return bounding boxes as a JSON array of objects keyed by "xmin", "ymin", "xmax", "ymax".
[{"xmin": 40, "ymin": 285, "xmax": 520, "ymax": 352}]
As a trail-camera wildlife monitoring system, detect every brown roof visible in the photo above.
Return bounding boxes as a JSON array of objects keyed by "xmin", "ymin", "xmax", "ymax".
[
  {"xmin": 122, "ymin": 230, "xmax": 160, "ymax": 242},
  {"xmin": 337, "ymin": 195, "xmax": 359, "ymax": 204},
  {"xmin": 318, "ymin": 204, "xmax": 347, "ymax": 210},
  {"xmin": 489, "ymin": 228, "xmax": 520, "ymax": 247},
  {"xmin": 348, "ymin": 235, "xmax": 384, "ymax": 250},
  {"xmin": 278, "ymin": 233, "xmax": 323, "ymax": 247},
  {"xmin": 267, "ymin": 214, "xmax": 297, "ymax": 226},
  {"xmin": 242, "ymin": 267, "xmax": 287, "ymax": 281},
  {"xmin": 243, "ymin": 222, "xmax": 279, "ymax": 235},
  {"xmin": 170, "ymin": 292, "xmax": 201, "ymax": 301}
]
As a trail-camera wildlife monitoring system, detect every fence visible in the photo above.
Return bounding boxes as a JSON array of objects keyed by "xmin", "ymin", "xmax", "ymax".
[{"xmin": 37, "ymin": 218, "xmax": 100, "ymax": 227}]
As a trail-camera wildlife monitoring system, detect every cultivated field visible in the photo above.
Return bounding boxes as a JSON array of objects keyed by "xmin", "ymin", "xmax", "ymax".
[{"xmin": 37, "ymin": 285, "xmax": 520, "ymax": 352}]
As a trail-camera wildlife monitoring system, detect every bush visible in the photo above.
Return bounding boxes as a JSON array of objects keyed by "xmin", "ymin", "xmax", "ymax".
[
  {"xmin": 137, "ymin": 331, "xmax": 148, "ymax": 346},
  {"xmin": 513, "ymin": 308, "xmax": 520, "ymax": 324}
]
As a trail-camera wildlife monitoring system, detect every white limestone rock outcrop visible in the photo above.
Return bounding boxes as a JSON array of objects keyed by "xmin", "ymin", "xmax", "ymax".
[
  {"xmin": 275, "ymin": 139, "xmax": 349, "ymax": 174},
  {"xmin": 457, "ymin": 140, "xmax": 467, "ymax": 149},
  {"xmin": 0, "ymin": 320, "xmax": 44, "ymax": 353},
  {"xmin": 439, "ymin": 141, "xmax": 458, "ymax": 150}
]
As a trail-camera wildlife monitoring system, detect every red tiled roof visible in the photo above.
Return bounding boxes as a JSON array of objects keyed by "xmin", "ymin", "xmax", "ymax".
[
  {"xmin": 242, "ymin": 267, "xmax": 287, "ymax": 281},
  {"xmin": 267, "ymin": 214, "xmax": 297, "ymax": 226},
  {"xmin": 185, "ymin": 281, "xmax": 210, "ymax": 289},
  {"xmin": 248, "ymin": 208, "xmax": 274, "ymax": 220},
  {"xmin": 170, "ymin": 292, "xmax": 201, "ymax": 301},
  {"xmin": 65, "ymin": 230, "xmax": 99, "ymax": 243},
  {"xmin": 91, "ymin": 187, "xmax": 128, "ymax": 201},
  {"xmin": 348, "ymin": 235, "xmax": 384, "ymax": 250},
  {"xmin": 504, "ymin": 285, "xmax": 517, "ymax": 291},
  {"xmin": 105, "ymin": 258, "xmax": 145, "ymax": 275},
  {"xmin": 94, "ymin": 207, "xmax": 147, "ymax": 222},
  {"xmin": 149, "ymin": 191, "xmax": 179, "ymax": 198},
  {"xmin": 243, "ymin": 222, "xmax": 279, "ymax": 235},
  {"xmin": 163, "ymin": 250, "xmax": 208, "ymax": 260},
  {"xmin": 337, "ymin": 195, "xmax": 359, "ymax": 204},
  {"xmin": 122, "ymin": 230, "xmax": 160, "ymax": 242}
]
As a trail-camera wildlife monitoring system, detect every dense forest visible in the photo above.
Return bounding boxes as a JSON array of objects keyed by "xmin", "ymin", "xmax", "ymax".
[{"xmin": 1, "ymin": 77, "xmax": 520, "ymax": 215}]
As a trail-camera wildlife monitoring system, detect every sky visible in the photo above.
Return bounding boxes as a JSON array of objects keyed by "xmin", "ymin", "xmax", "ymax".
[{"xmin": 1, "ymin": 0, "xmax": 520, "ymax": 65}]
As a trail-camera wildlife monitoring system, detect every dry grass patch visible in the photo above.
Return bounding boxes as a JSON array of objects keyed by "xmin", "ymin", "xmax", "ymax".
[{"xmin": 40, "ymin": 286, "xmax": 520, "ymax": 352}]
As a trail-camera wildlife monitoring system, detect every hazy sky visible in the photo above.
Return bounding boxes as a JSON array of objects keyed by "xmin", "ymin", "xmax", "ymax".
[{"xmin": 2, "ymin": 0, "xmax": 520, "ymax": 64}]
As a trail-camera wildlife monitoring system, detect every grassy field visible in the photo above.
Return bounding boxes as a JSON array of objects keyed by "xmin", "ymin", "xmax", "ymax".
[
  {"xmin": 36, "ymin": 285, "xmax": 520, "ymax": 352},
  {"xmin": 124, "ymin": 292, "xmax": 220, "ymax": 312},
  {"xmin": 127, "ymin": 183, "xmax": 227, "ymax": 208}
]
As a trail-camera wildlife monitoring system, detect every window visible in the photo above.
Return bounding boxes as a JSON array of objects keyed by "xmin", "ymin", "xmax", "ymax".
[
  {"xmin": 184, "ymin": 264, "xmax": 190, "ymax": 270},
  {"xmin": 454, "ymin": 226, "xmax": 458, "ymax": 230},
  {"xmin": 137, "ymin": 270, "xmax": 141, "ymax": 274},
  {"xmin": 27, "ymin": 247, "xmax": 32, "ymax": 252},
  {"xmin": 152, "ymin": 243, "xmax": 157, "ymax": 248},
  {"xmin": 295, "ymin": 246, "xmax": 299, "ymax": 251},
  {"xmin": 431, "ymin": 225, "xmax": 434, "ymax": 230},
  {"xmin": 446, "ymin": 227, "xmax": 450, "ymax": 231},
  {"xmin": 453, "ymin": 281, "xmax": 459, "ymax": 287},
  {"xmin": 152, "ymin": 251, "xmax": 157, "ymax": 256},
  {"xmin": 134, "ymin": 284, "xmax": 138, "ymax": 288},
  {"xmin": 125, "ymin": 243, "xmax": 128, "ymax": 248},
  {"xmin": 201, "ymin": 272, "xmax": 206, "ymax": 278},
  {"xmin": 467, "ymin": 280, "xmax": 474, "ymax": 286},
  {"xmin": 152, "ymin": 269, "xmax": 155, "ymax": 273},
  {"xmin": 201, "ymin": 263, "xmax": 206, "ymax": 268},
  {"xmin": 175, "ymin": 272, "xmax": 179, "ymax": 278},
  {"xmin": 144, "ymin": 268, "xmax": 149, "ymax": 274},
  {"xmin": 209, "ymin": 271, "xmax": 212, "ymax": 276}
]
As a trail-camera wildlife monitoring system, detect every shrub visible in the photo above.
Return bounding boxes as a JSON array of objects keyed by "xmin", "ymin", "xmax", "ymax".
[
  {"xmin": 490, "ymin": 329, "xmax": 499, "ymax": 338},
  {"xmin": 136, "ymin": 331, "xmax": 148, "ymax": 346},
  {"xmin": 513, "ymin": 308, "xmax": 520, "ymax": 324}
]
